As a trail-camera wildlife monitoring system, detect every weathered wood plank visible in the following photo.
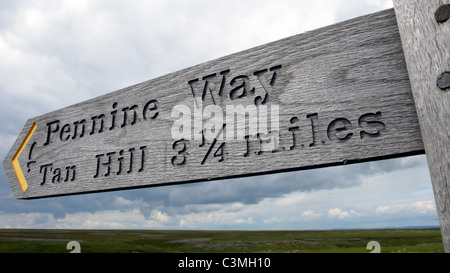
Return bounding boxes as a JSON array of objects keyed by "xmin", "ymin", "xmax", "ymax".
[
  {"xmin": 394, "ymin": 0, "xmax": 450, "ymax": 253},
  {"xmin": 3, "ymin": 9, "xmax": 424, "ymax": 199}
]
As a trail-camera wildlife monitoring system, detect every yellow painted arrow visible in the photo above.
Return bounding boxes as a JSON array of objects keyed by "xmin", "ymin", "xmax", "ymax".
[{"xmin": 11, "ymin": 123, "xmax": 37, "ymax": 192}]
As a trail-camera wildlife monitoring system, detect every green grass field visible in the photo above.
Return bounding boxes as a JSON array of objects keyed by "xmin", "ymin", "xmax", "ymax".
[{"xmin": 0, "ymin": 228, "xmax": 444, "ymax": 253}]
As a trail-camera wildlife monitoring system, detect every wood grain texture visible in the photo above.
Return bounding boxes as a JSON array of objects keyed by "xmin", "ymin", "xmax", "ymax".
[
  {"xmin": 3, "ymin": 9, "xmax": 424, "ymax": 199},
  {"xmin": 394, "ymin": 0, "xmax": 450, "ymax": 252}
]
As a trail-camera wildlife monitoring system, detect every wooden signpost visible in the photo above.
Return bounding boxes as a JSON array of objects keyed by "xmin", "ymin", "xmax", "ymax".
[
  {"xmin": 394, "ymin": 0, "xmax": 450, "ymax": 253},
  {"xmin": 2, "ymin": 0, "xmax": 449, "ymax": 252}
]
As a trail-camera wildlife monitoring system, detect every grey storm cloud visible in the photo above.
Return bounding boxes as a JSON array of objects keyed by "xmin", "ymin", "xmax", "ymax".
[{"xmin": 163, "ymin": 155, "xmax": 426, "ymax": 208}]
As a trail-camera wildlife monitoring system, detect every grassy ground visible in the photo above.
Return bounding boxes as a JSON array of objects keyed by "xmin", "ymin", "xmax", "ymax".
[{"xmin": 0, "ymin": 228, "xmax": 444, "ymax": 253}]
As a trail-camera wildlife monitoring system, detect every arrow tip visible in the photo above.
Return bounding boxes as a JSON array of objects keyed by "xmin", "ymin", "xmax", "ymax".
[{"xmin": 11, "ymin": 123, "xmax": 37, "ymax": 193}]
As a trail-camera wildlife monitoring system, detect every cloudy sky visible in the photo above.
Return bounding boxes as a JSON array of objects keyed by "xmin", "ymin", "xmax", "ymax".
[{"xmin": 0, "ymin": 0, "xmax": 440, "ymax": 230}]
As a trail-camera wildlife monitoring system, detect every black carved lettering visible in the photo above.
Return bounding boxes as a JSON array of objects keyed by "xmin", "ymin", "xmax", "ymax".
[
  {"xmin": 44, "ymin": 120, "xmax": 60, "ymax": 146},
  {"xmin": 201, "ymin": 139, "xmax": 227, "ymax": 165},
  {"xmin": 201, "ymin": 138, "xmax": 217, "ymax": 165},
  {"xmin": 93, "ymin": 152, "xmax": 115, "ymax": 178},
  {"xmin": 127, "ymin": 148, "xmax": 135, "ymax": 174},
  {"xmin": 110, "ymin": 102, "xmax": 118, "ymax": 130},
  {"xmin": 199, "ymin": 129, "xmax": 206, "ymax": 147},
  {"xmin": 213, "ymin": 142, "xmax": 225, "ymax": 162},
  {"xmin": 229, "ymin": 75, "xmax": 249, "ymax": 100},
  {"xmin": 253, "ymin": 69, "xmax": 268, "ymax": 77},
  {"xmin": 188, "ymin": 65, "xmax": 281, "ymax": 107},
  {"xmin": 202, "ymin": 73, "xmax": 217, "ymax": 104},
  {"xmin": 143, "ymin": 99, "xmax": 159, "ymax": 120},
  {"xmin": 28, "ymin": 142, "xmax": 36, "ymax": 160},
  {"xmin": 327, "ymin": 118, "xmax": 353, "ymax": 143},
  {"xmin": 171, "ymin": 139, "xmax": 188, "ymax": 166},
  {"xmin": 26, "ymin": 142, "xmax": 37, "ymax": 172},
  {"xmin": 201, "ymin": 123, "xmax": 226, "ymax": 164},
  {"xmin": 72, "ymin": 119, "xmax": 86, "ymax": 139},
  {"xmin": 269, "ymin": 65, "xmax": 282, "ymax": 85},
  {"xmin": 253, "ymin": 69, "xmax": 268, "ymax": 105},
  {"xmin": 359, "ymin": 112, "xmax": 385, "ymax": 138},
  {"xmin": 65, "ymin": 165, "xmax": 76, "ymax": 182},
  {"xmin": 117, "ymin": 150, "xmax": 124, "ymax": 175},
  {"xmin": 94, "ymin": 154, "xmax": 103, "ymax": 178},
  {"xmin": 188, "ymin": 78, "xmax": 200, "ymax": 108},
  {"xmin": 104, "ymin": 152, "xmax": 115, "ymax": 176},
  {"xmin": 218, "ymin": 69, "xmax": 230, "ymax": 96},
  {"xmin": 244, "ymin": 135, "xmax": 251, "ymax": 157},
  {"xmin": 39, "ymin": 163, "xmax": 53, "ymax": 185},
  {"xmin": 139, "ymin": 146, "xmax": 146, "ymax": 172},
  {"xmin": 52, "ymin": 168, "xmax": 61, "ymax": 183},
  {"xmin": 306, "ymin": 113, "xmax": 318, "ymax": 147},
  {"xmin": 253, "ymin": 65, "xmax": 282, "ymax": 105},
  {"xmin": 95, "ymin": 146, "xmax": 145, "ymax": 177},
  {"xmin": 39, "ymin": 163, "xmax": 75, "ymax": 184},
  {"xmin": 257, "ymin": 133, "xmax": 265, "ymax": 155},
  {"xmin": 288, "ymin": 116, "xmax": 299, "ymax": 150},
  {"xmin": 60, "ymin": 124, "xmax": 71, "ymax": 141},
  {"xmin": 121, "ymin": 105, "xmax": 139, "ymax": 127},
  {"xmin": 189, "ymin": 71, "xmax": 228, "ymax": 107},
  {"xmin": 90, "ymin": 114, "xmax": 106, "ymax": 135}
]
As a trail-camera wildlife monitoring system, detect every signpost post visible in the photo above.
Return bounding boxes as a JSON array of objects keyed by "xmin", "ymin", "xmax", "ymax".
[
  {"xmin": 394, "ymin": 0, "xmax": 450, "ymax": 253},
  {"xmin": 3, "ymin": 0, "xmax": 449, "ymax": 252}
]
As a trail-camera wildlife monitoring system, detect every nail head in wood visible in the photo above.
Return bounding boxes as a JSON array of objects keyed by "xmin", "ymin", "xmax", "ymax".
[
  {"xmin": 437, "ymin": 72, "xmax": 450, "ymax": 91},
  {"xmin": 435, "ymin": 4, "xmax": 450, "ymax": 23}
]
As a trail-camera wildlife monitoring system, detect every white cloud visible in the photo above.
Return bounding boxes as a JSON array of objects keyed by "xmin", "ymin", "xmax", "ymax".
[
  {"xmin": 173, "ymin": 202, "xmax": 257, "ymax": 229},
  {"xmin": 264, "ymin": 217, "xmax": 282, "ymax": 224},
  {"xmin": 328, "ymin": 208, "xmax": 361, "ymax": 219},
  {"xmin": 0, "ymin": 207, "xmax": 174, "ymax": 229},
  {"xmin": 349, "ymin": 209, "xmax": 361, "ymax": 217},
  {"xmin": 112, "ymin": 196, "xmax": 150, "ymax": 211},
  {"xmin": 150, "ymin": 210, "xmax": 170, "ymax": 223},
  {"xmin": 366, "ymin": 0, "xmax": 393, "ymax": 8},
  {"xmin": 375, "ymin": 205, "xmax": 391, "ymax": 215},
  {"xmin": 376, "ymin": 200, "xmax": 436, "ymax": 216},
  {"xmin": 0, "ymin": 212, "xmax": 56, "ymax": 229},
  {"xmin": 329, "ymin": 208, "xmax": 352, "ymax": 219},
  {"xmin": 413, "ymin": 201, "xmax": 436, "ymax": 214},
  {"xmin": 56, "ymin": 209, "xmax": 147, "ymax": 229},
  {"xmin": 179, "ymin": 219, "xmax": 188, "ymax": 228},
  {"xmin": 301, "ymin": 210, "xmax": 323, "ymax": 220},
  {"xmin": 234, "ymin": 218, "xmax": 255, "ymax": 225},
  {"xmin": 113, "ymin": 196, "xmax": 134, "ymax": 207}
]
